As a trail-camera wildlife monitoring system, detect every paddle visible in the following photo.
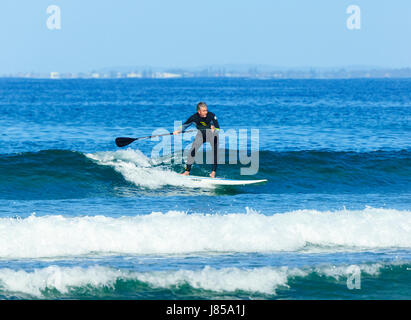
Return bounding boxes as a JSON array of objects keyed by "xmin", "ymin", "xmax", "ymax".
[{"xmin": 115, "ymin": 130, "xmax": 196, "ymax": 147}]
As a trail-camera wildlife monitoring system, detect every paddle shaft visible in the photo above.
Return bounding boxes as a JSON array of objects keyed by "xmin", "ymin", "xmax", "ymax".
[
  {"xmin": 134, "ymin": 129, "xmax": 196, "ymax": 141},
  {"xmin": 116, "ymin": 129, "xmax": 196, "ymax": 147}
]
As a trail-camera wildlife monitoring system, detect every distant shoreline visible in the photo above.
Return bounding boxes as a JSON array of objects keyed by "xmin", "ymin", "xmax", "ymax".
[
  {"xmin": 2, "ymin": 76, "xmax": 411, "ymax": 80},
  {"xmin": 2, "ymin": 66, "xmax": 411, "ymax": 80}
]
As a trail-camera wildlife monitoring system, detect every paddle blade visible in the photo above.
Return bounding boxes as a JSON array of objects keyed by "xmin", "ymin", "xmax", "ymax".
[{"xmin": 115, "ymin": 137, "xmax": 137, "ymax": 147}]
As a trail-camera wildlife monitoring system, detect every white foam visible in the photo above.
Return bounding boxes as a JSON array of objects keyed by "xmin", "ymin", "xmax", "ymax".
[
  {"xmin": 136, "ymin": 266, "xmax": 304, "ymax": 294},
  {"xmin": 0, "ymin": 265, "xmax": 121, "ymax": 297},
  {"xmin": 0, "ymin": 263, "xmax": 394, "ymax": 298},
  {"xmin": 0, "ymin": 207, "xmax": 410, "ymax": 259},
  {"xmin": 314, "ymin": 263, "xmax": 383, "ymax": 280},
  {"xmin": 85, "ymin": 149, "xmax": 211, "ymax": 189}
]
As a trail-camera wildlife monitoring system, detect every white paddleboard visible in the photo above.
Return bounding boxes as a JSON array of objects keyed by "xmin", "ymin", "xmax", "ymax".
[{"xmin": 183, "ymin": 175, "xmax": 267, "ymax": 186}]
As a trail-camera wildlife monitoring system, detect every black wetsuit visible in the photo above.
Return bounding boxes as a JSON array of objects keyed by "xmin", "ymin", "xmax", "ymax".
[
  {"xmin": 181, "ymin": 112, "xmax": 220, "ymax": 134},
  {"xmin": 181, "ymin": 112, "xmax": 220, "ymax": 172}
]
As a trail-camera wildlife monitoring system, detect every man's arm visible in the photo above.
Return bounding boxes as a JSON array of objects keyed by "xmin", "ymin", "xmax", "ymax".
[
  {"xmin": 174, "ymin": 114, "xmax": 195, "ymax": 135},
  {"xmin": 211, "ymin": 113, "xmax": 220, "ymax": 131}
]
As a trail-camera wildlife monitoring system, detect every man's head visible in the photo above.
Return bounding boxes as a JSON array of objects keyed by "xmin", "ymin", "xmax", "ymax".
[{"xmin": 197, "ymin": 102, "xmax": 208, "ymax": 117}]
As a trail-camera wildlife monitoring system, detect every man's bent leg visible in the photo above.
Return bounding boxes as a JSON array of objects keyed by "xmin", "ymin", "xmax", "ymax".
[
  {"xmin": 206, "ymin": 129, "xmax": 219, "ymax": 176},
  {"xmin": 185, "ymin": 131, "xmax": 204, "ymax": 173}
]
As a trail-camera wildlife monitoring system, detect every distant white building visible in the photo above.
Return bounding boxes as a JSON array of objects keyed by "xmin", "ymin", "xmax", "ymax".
[
  {"xmin": 126, "ymin": 72, "xmax": 142, "ymax": 78},
  {"xmin": 154, "ymin": 72, "xmax": 182, "ymax": 79},
  {"xmin": 50, "ymin": 72, "xmax": 60, "ymax": 79}
]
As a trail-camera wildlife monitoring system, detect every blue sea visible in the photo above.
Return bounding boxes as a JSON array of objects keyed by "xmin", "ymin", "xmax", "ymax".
[{"xmin": 0, "ymin": 78, "xmax": 410, "ymax": 299}]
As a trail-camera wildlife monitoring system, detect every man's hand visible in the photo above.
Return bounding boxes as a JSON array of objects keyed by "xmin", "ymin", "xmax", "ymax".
[
  {"xmin": 210, "ymin": 125, "xmax": 215, "ymax": 133},
  {"xmin": 173, "ymin": 130, "xmax": 181, "ymax": 135}
]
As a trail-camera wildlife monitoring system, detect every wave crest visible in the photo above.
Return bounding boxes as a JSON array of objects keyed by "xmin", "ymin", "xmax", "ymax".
[
  {"xmin": 0, "ymin": 207, "xmax": 410, "ymax": 258},
  {"xmin": 0, "ymin": 262, "xmax": 407, "ymax": 298}
]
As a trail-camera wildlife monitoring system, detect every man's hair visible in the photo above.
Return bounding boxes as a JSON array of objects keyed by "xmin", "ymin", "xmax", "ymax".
[{"xmin": 197, "ymin": 102, "xmax": 207, "ymax": 111}]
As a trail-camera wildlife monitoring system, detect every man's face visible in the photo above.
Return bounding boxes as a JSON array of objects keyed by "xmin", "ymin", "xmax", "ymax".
[{"xmin": 198, "ymin": 106, "xmax": 208, "ymax": 117}]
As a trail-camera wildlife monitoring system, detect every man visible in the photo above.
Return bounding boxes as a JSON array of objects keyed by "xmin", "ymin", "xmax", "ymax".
[{"xmin": 173, "ymin": 102, "xmax": 220, "ymax": 178}]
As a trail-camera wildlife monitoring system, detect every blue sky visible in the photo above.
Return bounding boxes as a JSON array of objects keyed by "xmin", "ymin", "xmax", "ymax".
[{"xmin": 1, "ymin": 0, "xmax": 410, "ymax": 73}]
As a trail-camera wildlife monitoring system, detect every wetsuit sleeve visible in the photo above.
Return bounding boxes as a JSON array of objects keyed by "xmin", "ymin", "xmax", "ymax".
[
  {"xmin": 181, "ymin": 114, "xmax": 196, "ymax": 132},
  {"xmin": 211, "ymin": 113, "xmax": 220, "ymax": 130}
]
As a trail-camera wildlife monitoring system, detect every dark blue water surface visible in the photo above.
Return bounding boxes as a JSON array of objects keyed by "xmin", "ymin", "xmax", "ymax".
[{"xmin": 0, "ymin": 78, "xmax": 410, "ymax": 299}]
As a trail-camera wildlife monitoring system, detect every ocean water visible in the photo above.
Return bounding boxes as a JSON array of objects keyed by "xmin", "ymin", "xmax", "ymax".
[{"xmin": 0, "ymin": 78, "xmax": 410, "ymax": 300}]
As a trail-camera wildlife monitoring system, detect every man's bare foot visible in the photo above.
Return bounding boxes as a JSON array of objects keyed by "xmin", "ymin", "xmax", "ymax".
[
  {"xmin": 181, "ymin": 171, "xmax": 190, "ymax": 176},
  {"xmin": 210, "ymin": 171, "xmax": 216, "ymax": 178}
]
